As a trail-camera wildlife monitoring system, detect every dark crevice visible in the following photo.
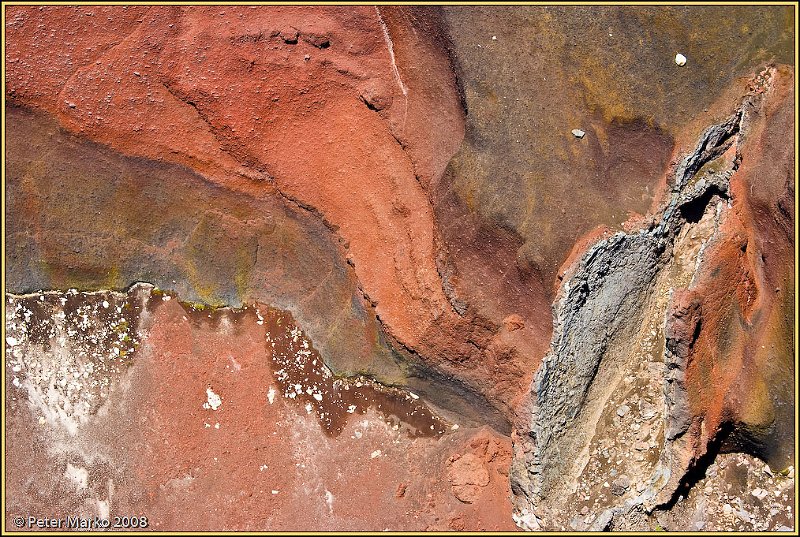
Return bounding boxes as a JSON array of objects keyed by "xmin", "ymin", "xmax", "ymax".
[
  {"xmin": 359, "ymin": 95, "xmax": 382, "ymax": 113},
  {"xmin": 657, "ymin": 418, "xmax": 772, "ymax": 513},
  {"xmin": 381, "ymin": 329, "xmax": 511, "ymax": 435},
  {"xmin": 657, "ymin": 421, "xmax": 735, "ymax": 510},
  {"xmin": 679, "ymin": 186, "xmax": 728, "ymax": 224}
]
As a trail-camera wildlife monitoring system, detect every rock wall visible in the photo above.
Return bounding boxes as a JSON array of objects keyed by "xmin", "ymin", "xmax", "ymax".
[{"xmin": 510, "ymin": 67, "xmax": 794, "ymax": 531}]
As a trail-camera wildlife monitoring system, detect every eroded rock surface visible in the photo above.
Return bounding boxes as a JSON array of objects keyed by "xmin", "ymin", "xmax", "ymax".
[
  {"xmin": 510, "ymin": 67, "xmax": 794, "ymax": 531},
  {"xmin": 4, "ymin": 4, "xmax": 795, "ymax": 532}
]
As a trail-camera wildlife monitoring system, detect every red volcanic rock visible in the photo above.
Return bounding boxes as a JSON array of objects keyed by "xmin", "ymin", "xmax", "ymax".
[
  {"xmin": 665, "ymin": 65, "xmax": 795, "ymax": 485},
  {"xmin": 5, "ymin": 5, "xmax": 464, "ymax": 350},
  {"xmin": 5, "ymin": 4, "xmax": 542, "ymax": 431},
  {"xmin": 448, "ymin": 453, "xmax": 490, "ymax": 503},
  {"xmin": 4, "ymin": 5, "xmax": 795, "ymax": 532},
  {"xmin": 5, "ymin": 5, "xmax": 526, "ymax": 409},
  {"xmin": 445, "ymin": 431, "xmax": 513, "ymax": 506}
]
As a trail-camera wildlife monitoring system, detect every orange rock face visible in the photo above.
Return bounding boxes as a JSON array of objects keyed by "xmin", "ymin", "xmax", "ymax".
[
  {"xmin": 6, "ymin": 5, "xmax": 464, "ymax": 350},
  {"xmin": 7, "ymin": 4, "xmax": 531, "ymax": 413},
  {"xmin": 666, "ymin": 66, "xmax": 795, "ymax": 478}
]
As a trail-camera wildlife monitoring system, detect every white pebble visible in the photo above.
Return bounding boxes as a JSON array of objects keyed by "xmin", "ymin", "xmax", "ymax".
[
  {"xmin": 204, "ymin": 387, "xmax": 222, "ymax": 411},
  {"xmin": 675, "ymin": 53, "xmax": 687, "ymax": 66}
]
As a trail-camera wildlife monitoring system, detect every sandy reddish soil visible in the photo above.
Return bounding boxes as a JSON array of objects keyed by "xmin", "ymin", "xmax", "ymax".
[{"xmin": 6, "ymin": 291, "xmax": 515, "ymax": 531}]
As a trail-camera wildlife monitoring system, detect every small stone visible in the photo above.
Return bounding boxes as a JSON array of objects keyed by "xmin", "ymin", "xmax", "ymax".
[
  {"xmin": 204, "ymin": 387, "xmax": 222, "ymax": 411},
  {"xmin": 640, "ymin": 403, "xmax": 657, "ymax": 420},
  {"xmin": 616, "ymin": 404, "xmax": 630, "ymax": 417},
  {"xmin": 723, "ymin": 503, "xmax": 733, "ymax": 515},
  {"xmin": 580, "ymin": 506, "xmax": 589, "ymax": 516},
  {"xmin": 675, "ymin": 53, "xmax": 687, "ymax": 66},
  {"xmin": 637, "ymin": 424, "xmax": 651, "ymax": 440},
  {"xmin": 611, "ymin": 475, "xmax": 630, "ymax": 496},
  {"xmin": 279, "ymin": 27, "xmax": 299, "ymax": 44},
  {"xmin": 512, "ymin": 510, "xmax": 540, "ymax": 531},
  {"xmin": 571, "ymin": 129, "xmax": 585, "ymax": 139},
  {"xmin": 303, "ymin": 54, "xmax": 310, "ymax": 61},
  {"xmin": 448, "ymin": 453, "xmax": 490, "ymax": 504}
]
